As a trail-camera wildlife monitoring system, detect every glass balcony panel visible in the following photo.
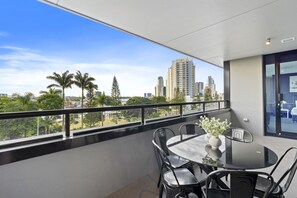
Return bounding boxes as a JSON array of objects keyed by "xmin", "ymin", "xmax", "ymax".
[
  {"xmin": 205, "ymin": 102, "xmax": 218, "ymax": 111},
  {"xmin": 183, "ymin": 103, "xmax": 203, "ymax": 115},
  {"xmin": 144, "ymin": 106, "xmax": 174, "ymax": 121},
  {"xmin": 0, "ymin": 115, "xmax": 63, "ymax": 142}
]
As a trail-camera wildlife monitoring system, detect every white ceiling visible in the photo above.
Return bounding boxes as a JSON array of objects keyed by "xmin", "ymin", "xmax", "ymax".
[{"xmin": 40, "ymin": 0, "xmax": 297, "ymax": 67}]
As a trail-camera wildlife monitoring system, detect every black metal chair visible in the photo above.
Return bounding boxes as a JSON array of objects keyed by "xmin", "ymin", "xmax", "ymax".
[
  {"xmin": 222, "ymin": 127, "xmax": 253, "ymax": 143},
  {"xmin": 153, "ymin": 128, "xmax": 191, "ymax": 188},
  {"xmin": 254, "ymin": 147, "xmax": 297, "ymax": 198},
  {"xmin": 204, "ymin": 169, "xmax": 274, "ymax": 198},
  {"xmin": 152, "ymin": 139, "xmax": 202, "ymax": 198},
  {"xmin": 179, "ymin": 123, "xmax": 206, "ymax": 136},
  {"xmin": 179, "ymin": 123, "xmax": 206, "ymax": 174}
]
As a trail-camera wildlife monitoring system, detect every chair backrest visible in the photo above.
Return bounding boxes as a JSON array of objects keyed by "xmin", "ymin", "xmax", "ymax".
[
  {"xmin": 179, "ymin": 123, "xmax": 205, "ymax": 136},
  {"xmin": 152, "ymin": 139, "xmax": 181, "ymax": 187},
  {"xmin": 153, "ymin": 127, "xmax": 175, "ymax": 155},
  {"xmin": 223, "ymin": 127, "xmax": 253, "ymax": 143},
  {"xmin": 205, "ymin": 170, "xmax": 274, "ymax": 198},
  {"xmin": 270, "ymin": 147, "xmax": 297, "ymax": 193}
]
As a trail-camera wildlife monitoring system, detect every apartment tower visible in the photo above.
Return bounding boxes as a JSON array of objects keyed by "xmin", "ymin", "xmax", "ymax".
[
  {"xmin": 208, "ymin": 76, "xmax": 216, "ymax": 97},
  {"xmin": 166, "ymin": 58, "xmax": 195, "ymax": 100},
  {"xmin": 154, "ymin": 76, "xmax": 165, "ymax": 97}
]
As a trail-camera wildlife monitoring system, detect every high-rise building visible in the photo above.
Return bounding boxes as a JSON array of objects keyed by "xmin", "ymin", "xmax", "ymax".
[
  {"xmin": 207, "ymin": 76, "xmax": 216, "ymax": 97},
  {"xmin": 144, "ymin": 93, "xmax": 152, "ymax": 98},
  {"xmin": 154, "ymin": 76, "xmax": 166, "ymax": 97},
  {"xmin": 198, "ymin": 82, "xmax": 204, "ymax": 95},
  {"xmin": 194, "ymin": 82, "xmax": 204, "ymax": 96},
  {"xmin": 166, "ymin": 58, "xmax": 195, "ymax": 100}
]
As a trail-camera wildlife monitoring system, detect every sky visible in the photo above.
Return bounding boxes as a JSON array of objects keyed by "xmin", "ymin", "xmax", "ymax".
[{"xmin": 0, "ymin": 0, "xmax": 223, "ymax": 97}]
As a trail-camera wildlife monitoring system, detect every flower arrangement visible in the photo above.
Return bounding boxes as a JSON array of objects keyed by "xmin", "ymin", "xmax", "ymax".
[{"xmin": 199, "ymin": 116, "xmax": 231, "ymax": 137}]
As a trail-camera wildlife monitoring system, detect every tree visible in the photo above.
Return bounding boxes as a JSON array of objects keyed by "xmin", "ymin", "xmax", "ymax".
[
  {"xmin": 151, "ymin": 96, "xmax": 169, "ymax": 117},
  {"xmin": 47, "ymin": 70, "xmax": 74, "ymax": 130},
  {"xmin": 83, "ymin": 82, "xmax": 100, "ymax": 128},
  {"xmin": 123, "ymin": 97, "xmax": 154, "ymax": 121},
  {"xmin": 74, "ymin": 71, "xmax": 96, "ymax": 129},
  {"xmin": 38, "ymin": 88, "xmax": 63, "ymax": 110},
  {"xmin": 191, "ymin": 95, "xmax": 202, "ymax": 111},
  {"xmin": 171, "ymin": 88, "xmax": 185, "ymax": 103},
  {"xmin": 83, "ymin": 112, "xmax": 101, "ymax": 128},
  {"xmin": 151, "ymin": 96, "xmax": 167, "ymax": 104},
  {"xmin": 16, "ymin": 92, "xmax": 38, "ymax": 111},
  {"xmin": 111, "ymin": 76, "xmax": 121, "ymax": 106},
  {"xmin": 39, "ymin": 88, "xmax": 62, "ymax": 96},
  {"xmin": 47, "ymin": 70, "xmax": 74, "ymax": 109},
  {"xmin": 204, "ymin": 87, "xmax": 213, "ymax": 101},
  {"xmin": 85, "ymin": 82, "xmax": 98, "ymax": 108},
  {"xmin": 74, "ymin": 71, "xmax": 96, "ymax": 109},
  {"xmin": 0, "ymin": 93, "xmax": 38, "ymax": 140},
  {"xmin": 97, "ymin": 92, "xmax": 108, "ymax": 126}
]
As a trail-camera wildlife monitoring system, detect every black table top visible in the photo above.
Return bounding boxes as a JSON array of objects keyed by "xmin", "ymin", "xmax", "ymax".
[{"xmin": 166, "ymin": 134, "xmax": 278, "ymax": 170}]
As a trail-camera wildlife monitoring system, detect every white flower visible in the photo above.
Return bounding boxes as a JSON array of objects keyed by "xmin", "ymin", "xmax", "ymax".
[{"xmin": 199, "ymin": 116, "xmax": 231, "ymax": 137}]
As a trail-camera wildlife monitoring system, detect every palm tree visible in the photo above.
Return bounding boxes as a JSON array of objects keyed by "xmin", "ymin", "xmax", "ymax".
[
  {"xmin": 46, "ymin": 70, "xmax": 74, "ymax": 109},
  {"xmin": 47, "ymin": 71, "xmax": 74, "ymax": 130},
  {"xmin": 74, "ymin": 71, "xmax": 96, "ymax": 128},
  {"xmin": 17, "ymin": 92, "xmax": 38, "ymax": 111},
  {"xmin": 74, "ymin": 71, "xmax": 96, "ymax": 109},
  {"xmin": 39, "ymin": 88, "xmax": 62, "ymax": 96}
]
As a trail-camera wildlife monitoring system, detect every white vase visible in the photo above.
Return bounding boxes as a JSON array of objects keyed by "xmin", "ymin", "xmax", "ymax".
[
  {"xmin": 204, "ymin": 132, "xmax": 212, "ymax": 143},
  {"xmin": 208, "ymin": 148, "xmax": 222, "ymax": 160},
  {"xmin": 209, "ymin": 135, "xmax": 222, "ymax": 149}
]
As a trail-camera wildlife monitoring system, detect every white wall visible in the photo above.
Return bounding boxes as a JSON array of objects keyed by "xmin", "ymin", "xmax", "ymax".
[
  {"xmin": 0, "ymin": 131, "xmax": 158, "ymax": 198},
  {"xmin": 230, "ymin": 55, "xmax": 264, "ymax": 136}
]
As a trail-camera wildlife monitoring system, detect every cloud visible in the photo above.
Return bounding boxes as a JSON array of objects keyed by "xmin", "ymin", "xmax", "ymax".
[{"xmin": 0, "ymin": 46, "xmax": 158, "ymax": 97}]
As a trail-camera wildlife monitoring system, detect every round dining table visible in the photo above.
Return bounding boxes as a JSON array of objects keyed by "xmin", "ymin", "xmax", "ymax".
[{"xmin": 166, "ymin": 134, "xmax": 278, "ymax": 170}]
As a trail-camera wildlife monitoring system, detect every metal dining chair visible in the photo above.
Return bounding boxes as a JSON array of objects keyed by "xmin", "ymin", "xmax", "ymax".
[
  {"xmin": 254, "ymin": 147, "xmax": 297, "ymax": 198},
  {"xmin": 222, "ymin": 127, "xmax": 253, "ymax": 143},
  {"xmin": 179, "ymin": 123, "xmax": 206, "ymax": 174},
  {"xmin": 153, "ymin": 127, "xmax": 191, "ymax": 188},
  {"xmin": 204, "ymin": 169, "xmax": 274, "ymax": 198},
  {"xmin": 179, "ymin": 123, "xmax": 206, "ymax": 136},
  {"xmin": 152, "ymin": 139, "xmax": 202, "ymax": 198}
]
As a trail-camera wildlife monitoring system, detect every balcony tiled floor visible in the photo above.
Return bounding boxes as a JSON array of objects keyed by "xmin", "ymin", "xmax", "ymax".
[
  {"xmin": 107, "ymin": 135, "xmax": 297, "ymax": 198},
  {"xmin": 106, "ymin": 172, "xmax": 159, "ymax": 198}
]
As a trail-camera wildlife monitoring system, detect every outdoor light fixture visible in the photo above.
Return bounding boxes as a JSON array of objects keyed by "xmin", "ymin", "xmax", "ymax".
[
  {"xmin": 281, "ymin": 37, "xmax": 295, "ymax": 43},
  {"xmin": 265, "ymin": 38, "xmax": 271, "ymax": 45}
]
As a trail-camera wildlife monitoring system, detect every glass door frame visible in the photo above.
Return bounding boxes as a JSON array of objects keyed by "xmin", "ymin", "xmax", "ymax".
[{"xmin": 264, "ymin": 49, "xmax": 297, "ymax": 139}]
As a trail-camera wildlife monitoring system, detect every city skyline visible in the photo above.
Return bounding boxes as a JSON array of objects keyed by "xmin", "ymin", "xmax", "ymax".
[{"xmin": 0, "ymin": 0, "xmax": 223, "ymax": 97}]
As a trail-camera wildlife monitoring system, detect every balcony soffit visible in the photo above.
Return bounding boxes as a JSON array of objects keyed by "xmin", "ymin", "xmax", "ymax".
[{"xmin": 40, "ymin": 0, "xmax": 297, "ymax": 67}]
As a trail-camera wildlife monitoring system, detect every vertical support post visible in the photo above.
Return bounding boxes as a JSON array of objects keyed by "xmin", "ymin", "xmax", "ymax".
[
  {"xmin": 65, "ymin": 113, "xmax": 70, "ymax": 137},
  {"xmin": 203, "ymin": 102, "xmax": 205, "ymax": 112},
  {"xmin": 179, "ymin": 104, "xmax": 183, "ymax": 117},
  {"xmin": 141, "ymin": 107, "xmax": 145, "ymax": 125},
  {"xmin": 218, "ymin": 101, "xmax": 221, "ymax": 110}
]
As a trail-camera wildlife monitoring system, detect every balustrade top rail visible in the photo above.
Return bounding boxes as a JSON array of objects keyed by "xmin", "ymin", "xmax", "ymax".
[
  {"xmin": 0, "ymin": 100, "xmax": 229, "ymax": 138},
  {"xmin": 0, "ymin": 100, "xmax": 229, "ymax": 119}
]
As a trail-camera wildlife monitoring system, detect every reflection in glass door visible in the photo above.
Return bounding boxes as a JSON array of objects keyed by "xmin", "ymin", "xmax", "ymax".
[
  {"xmin": 264, "ymin": 51, "xmax": 297, "ymax": 138},
  {"xmin": 279, "ymin": 59, "xmax": 297, "ymax": 135}
]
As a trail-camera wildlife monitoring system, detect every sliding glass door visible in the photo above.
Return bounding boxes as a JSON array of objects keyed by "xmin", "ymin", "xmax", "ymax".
[{"xmin": 264, "ymin": 50, "xmax": 297, "ymax": 138}]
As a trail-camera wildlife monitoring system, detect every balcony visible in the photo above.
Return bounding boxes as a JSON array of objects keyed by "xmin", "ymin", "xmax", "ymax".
[
  {"xmin": 0, "ymin": 100, "xmax": 296, "ymax": 198},
  {"xmin": 1, "ymin": 0, "xmax": 297, "ymax": 197},
  {"xmin": 0, "ymin": 101, "xmax": 231, "ymax": 197}
]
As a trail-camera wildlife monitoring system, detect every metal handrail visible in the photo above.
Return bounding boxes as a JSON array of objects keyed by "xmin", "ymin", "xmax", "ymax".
[{"xmin": 0, "ymin": 100, "xmax": 229, "ymax": 138}]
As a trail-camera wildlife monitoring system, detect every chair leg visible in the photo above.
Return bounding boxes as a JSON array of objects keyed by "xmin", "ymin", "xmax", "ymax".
[
  {"xmin": 157, "ymin": 172, "xmax": 162, "ymax": 188},
  {"xmin": 193, "ymin": 185, "xmax": 202, "ymax": 198},
  {"xmin": 159, "ymin": 184, "xmax": 164, "ymax": 198}
]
